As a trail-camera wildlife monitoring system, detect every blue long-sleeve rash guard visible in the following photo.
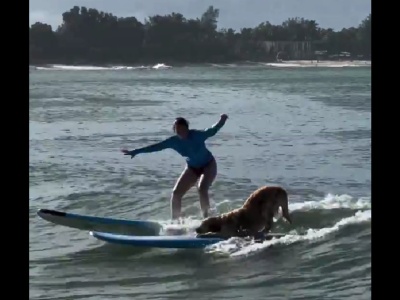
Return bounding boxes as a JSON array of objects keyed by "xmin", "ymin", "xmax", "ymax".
[{"xmin": 130, "ymin": 119, "xmax": 226, "ymax": 168}]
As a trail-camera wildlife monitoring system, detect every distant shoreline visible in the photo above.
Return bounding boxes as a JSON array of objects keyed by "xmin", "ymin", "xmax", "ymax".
[
  {"xmin": 30, "ymin": 7, "xmax": 370, "ymax": 71},
  {"xmin": 29, "ymin": 60, "xmax": 371, "ymax": 70},
  {"xmin": 265, "ymin": 60, "xmax": 371, "ymax": 67}
]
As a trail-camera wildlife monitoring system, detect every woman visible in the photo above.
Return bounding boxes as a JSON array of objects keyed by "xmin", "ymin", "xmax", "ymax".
[{"xmin": 122, "ymin": 114, "xmax": 228, "ymax": 220}]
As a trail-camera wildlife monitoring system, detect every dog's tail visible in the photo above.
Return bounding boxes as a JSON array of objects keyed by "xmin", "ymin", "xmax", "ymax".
[{"xmin": 277, "ymin": 188, "xmax": 292, "ymax": 224}]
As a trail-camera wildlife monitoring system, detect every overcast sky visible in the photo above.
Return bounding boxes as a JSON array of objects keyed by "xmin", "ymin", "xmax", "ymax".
[{"xmin": 30, "ymin": 0, "xmax": 371, "ymax": 31}]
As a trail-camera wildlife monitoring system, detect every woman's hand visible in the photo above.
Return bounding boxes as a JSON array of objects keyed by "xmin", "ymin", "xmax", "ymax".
[
  {"xmin": 220, "ymin": 114, "xmax": 228, "ymax": 122},
  {"xmin": 121, "ymin": 149, "xmax": 136, "ymax": 159}
]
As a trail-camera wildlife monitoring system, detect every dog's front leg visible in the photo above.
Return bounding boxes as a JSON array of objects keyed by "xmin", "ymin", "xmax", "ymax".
[
  {"xmin": 256, "ymin": 219, "xmax": 274, "ymax": 241},
  {"xmin": 235, "ymin": 229, "xmax": 251, "ymax": 237},
  {"xmin": 263, "ymin": 216, "xmax": 274, "ymax": 234}
]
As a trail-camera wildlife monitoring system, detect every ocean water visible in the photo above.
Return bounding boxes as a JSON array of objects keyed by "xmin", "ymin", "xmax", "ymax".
[{"xmin": 29, "ymin": 62, "xmax": 371, "ymax": 300}]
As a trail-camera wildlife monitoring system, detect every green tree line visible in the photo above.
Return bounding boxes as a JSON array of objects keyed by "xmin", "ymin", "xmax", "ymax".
[{"xmin": 29, "ymin": 6, "xmax": 371, "ymax": 65}]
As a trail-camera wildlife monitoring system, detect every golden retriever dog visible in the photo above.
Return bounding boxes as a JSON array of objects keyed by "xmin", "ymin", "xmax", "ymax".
[{"xmin": 195, "ymin": 186, "xmax": 292, "ymax": 238}]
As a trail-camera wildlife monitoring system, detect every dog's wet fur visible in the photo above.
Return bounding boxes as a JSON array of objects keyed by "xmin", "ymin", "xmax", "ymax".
[{"xmin": 195, "ymin": 186, "xmax": 292, "ymax": 238}]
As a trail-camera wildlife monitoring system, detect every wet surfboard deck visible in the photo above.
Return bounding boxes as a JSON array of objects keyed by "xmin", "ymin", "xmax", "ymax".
[
  {"xmin": 37, "ymin": 209, "xmax": 162, "ymax": 236},
  {"xmin": 90, "ymin": 231, "xmax": 286, "ymax": 249}
]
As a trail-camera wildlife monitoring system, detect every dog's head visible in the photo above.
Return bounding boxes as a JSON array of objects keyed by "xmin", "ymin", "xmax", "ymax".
[
  {"xmin": 260, "ymin": 193, "xmax": 292, "ymax": 225},
  {"xmin": 279, "ymin": 197, "xmax": 292, "ymax": 224},
  {"xmin": 195, "ymin": 217, "xmax": 222, "ymax": 234}
]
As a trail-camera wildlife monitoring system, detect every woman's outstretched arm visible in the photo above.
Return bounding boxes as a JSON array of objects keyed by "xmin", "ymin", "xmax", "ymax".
[
  {"xmin": 122, "ymin": 137, "xmax": 174, "ymax": 158},
  {"xmin": 201, "ymin": 114, "xmax": 228, "ymax": 139}
]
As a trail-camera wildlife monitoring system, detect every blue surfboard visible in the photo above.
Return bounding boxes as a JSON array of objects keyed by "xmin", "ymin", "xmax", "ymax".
[
  {"xmin": 90, "ymin": 231, "xmax": 225, "ymax": 249},
  {"xmin": 90, "ymin": 231, "xmax": 287, "ymax": 249},
  {"xmin": 37, "ymin": 209, "xmax": 162, "ymax": 236}
]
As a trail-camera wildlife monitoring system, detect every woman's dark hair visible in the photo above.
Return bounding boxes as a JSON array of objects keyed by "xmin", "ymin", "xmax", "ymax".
[{"xmin": 173, "ymin": 117, "xmax": 189, "ymax": 131}]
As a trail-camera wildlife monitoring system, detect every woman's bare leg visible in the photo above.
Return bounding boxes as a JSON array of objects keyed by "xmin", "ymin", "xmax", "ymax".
[
  {"xmin": 171, "ymin": 167, "xmax": 198, "ymax": 220},
  {"xmin": 197, "ymin": 159, "xmax": 217, "ymax": 218}
]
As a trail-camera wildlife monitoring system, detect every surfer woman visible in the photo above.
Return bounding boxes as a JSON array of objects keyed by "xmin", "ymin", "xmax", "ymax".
[{"xmin": 122, "ymin": 114, "xmax": 228, "ymax": 220}]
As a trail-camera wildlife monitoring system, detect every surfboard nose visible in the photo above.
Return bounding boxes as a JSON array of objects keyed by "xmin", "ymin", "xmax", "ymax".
[{"xmin": 37, "ymin": 208, "xmax": 66, "ymax": 217}]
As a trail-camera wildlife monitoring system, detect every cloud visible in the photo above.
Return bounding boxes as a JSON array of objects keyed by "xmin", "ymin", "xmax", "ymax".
[{"xmin": 30, "ymin": 10, "xmax": 62, "ymax": 29}]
